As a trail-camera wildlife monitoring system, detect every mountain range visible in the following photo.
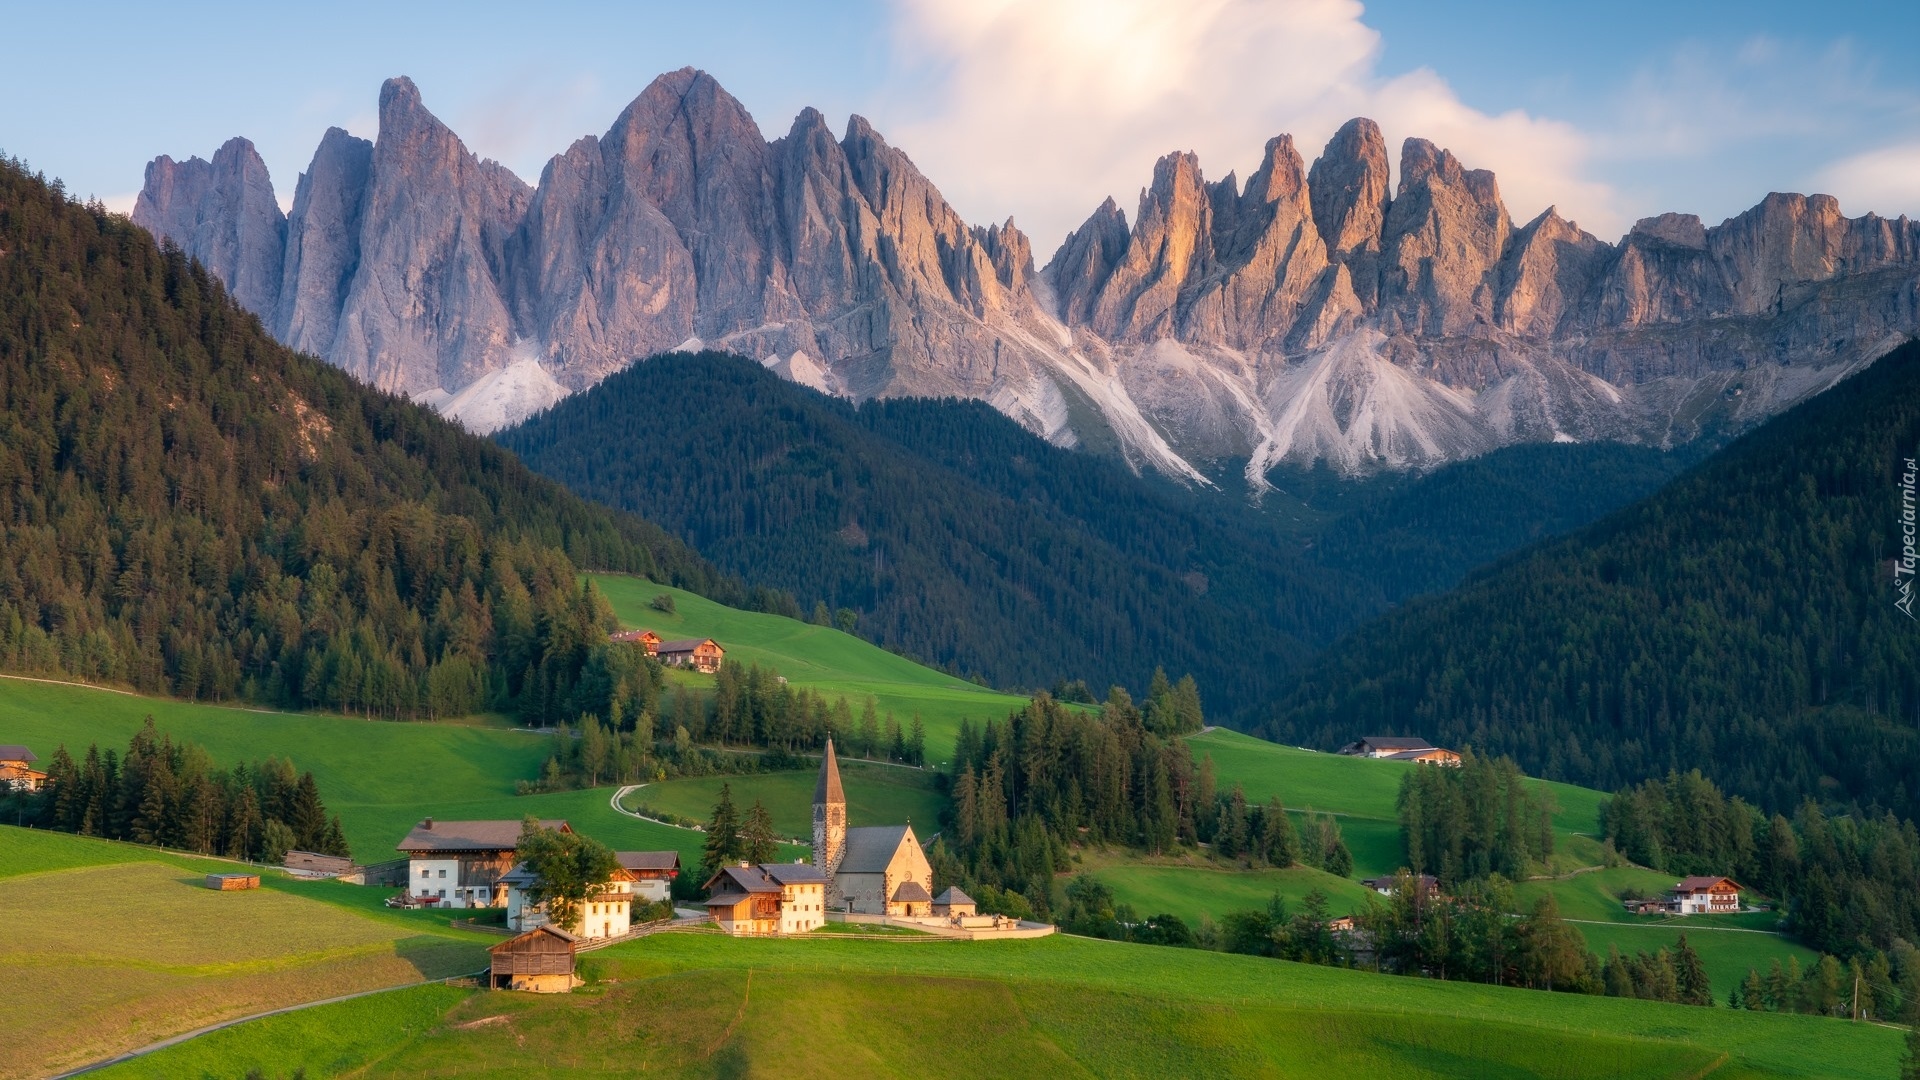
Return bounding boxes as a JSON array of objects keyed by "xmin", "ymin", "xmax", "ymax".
[{"xmin": 134, "ymin": 70, "xmax": 1920, "ymax": 482}]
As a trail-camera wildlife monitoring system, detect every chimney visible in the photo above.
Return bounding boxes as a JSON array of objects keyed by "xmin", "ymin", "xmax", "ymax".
[{"xmin": 423, "ymin": 818, "xmax": 434, "ymax": 830}]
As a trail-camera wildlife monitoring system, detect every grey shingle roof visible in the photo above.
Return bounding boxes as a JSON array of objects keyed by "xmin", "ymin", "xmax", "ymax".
[
  {"xmin": 838, "ymin": 825, "xmax": 912, "ymax": 874},
  {"xmin": 1360, "ymin": 736, "xmax": 1434, "ymax": 751},
  {"xmin": 765, "ymin": 862, "xmax": 829, "ymax": 885},
  {"xmin": 0, "ymin": 745, "xmax": 37, "ymax": 763},
  {"xmin": 397, "ymin": 819, "xmax": 569, "ymax": 853},
  {"xmin": 891, "ymin": 880, "xmax": 932, "ymax": 903},
  {"xmin": 933, "ymin": 886, "xmax": 974, "ymax": 906},
  {"xmin": 656, "ymin": 638, "xmax": 719, "ymax": 654},
  {"xmin": 616, "ymin": 851, "xmax": 681, "ymax": 872}
]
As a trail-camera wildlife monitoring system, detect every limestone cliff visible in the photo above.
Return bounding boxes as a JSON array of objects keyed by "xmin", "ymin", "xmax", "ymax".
[{"xmin": 137, "ymin": 71, "xmax": 1920, "ymax": 482}]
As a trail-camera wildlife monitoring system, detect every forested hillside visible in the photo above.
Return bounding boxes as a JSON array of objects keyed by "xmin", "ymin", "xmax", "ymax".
[
  {"xmin": 500, "ymin": 352, "xmax": 1366, "ymax": 712},
  {"xmin": 499, "ymin": 353, "xmax": 1689, "ymax": 715},
  {"xmin": 1263, "ymin": 339, "xmax": 1920, "ymax": 819},
  {"xmin": 0, "ymin": 159, "xmax": 733, "ymax": 719}
]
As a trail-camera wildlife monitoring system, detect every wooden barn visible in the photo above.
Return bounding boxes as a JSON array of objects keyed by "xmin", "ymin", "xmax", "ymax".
[
  {"xmin": 488, "ymin": 925, "xmax": 580, "ymax": 993},
  {"xmin": 609, "ymin": 629, "xmax": 662, "ymax": 655}
]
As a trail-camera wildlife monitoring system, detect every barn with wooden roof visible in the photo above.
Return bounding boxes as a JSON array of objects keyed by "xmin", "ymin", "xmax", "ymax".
[{"xmin": 489, "ymin": 925, "xmax": 579, "ymax": 993}]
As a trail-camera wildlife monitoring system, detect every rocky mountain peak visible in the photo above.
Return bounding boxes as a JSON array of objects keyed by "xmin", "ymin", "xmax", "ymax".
[
  {"xmin": 136, "ymin": 71, "xmax": 1920, "ymax": 481},
  {"xmin": 132, "ymin": 136, "xmax": 286, "ymax": 319}
]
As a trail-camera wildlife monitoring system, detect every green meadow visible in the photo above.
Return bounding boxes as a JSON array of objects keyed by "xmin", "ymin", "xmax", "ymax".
[
  {"xmin": 591, "ymin": 573, "xmax": 1035, "ymax": 761},
  {"xmin": 0, "ymin": 676, "xmax": 772, "ymax": 866},
  {"xmin": 0, "ymin": 827, "xmax": 488, "ymax": 1080},
  {"xmin": 95, "ymin": 928, "xmax": 1897, "ymax": 1079},
  {"xmin": 624, "ymin": 758, "xmax": 945, "ymax": 839}
]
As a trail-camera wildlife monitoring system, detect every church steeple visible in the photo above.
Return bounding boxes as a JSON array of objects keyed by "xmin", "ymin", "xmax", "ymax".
[{"xmin": 813, "ymin": 738, "xmax": 847, "ymax": 884}]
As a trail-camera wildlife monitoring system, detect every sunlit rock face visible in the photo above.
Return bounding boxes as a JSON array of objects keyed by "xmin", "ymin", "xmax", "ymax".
[{"xmin": 139, "ymin": 72, "xmax": 1920, "ymax": 480}]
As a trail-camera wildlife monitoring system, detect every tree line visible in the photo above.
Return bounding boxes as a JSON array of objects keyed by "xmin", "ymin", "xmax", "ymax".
[
  {"xmin": 1601, "ymin": 768, "xmax": 1920, "ymax": 961},
  {"xmin": 16, "ymin": 717, "xmax": 347, "ymax": 861},
  {"xmin": 1397, "ymin": 750, "xmax": 1557, "ymax": 887},
  {"xmin": 927, "ymin": 678, "xmax": 1350, "ymax": 922}
]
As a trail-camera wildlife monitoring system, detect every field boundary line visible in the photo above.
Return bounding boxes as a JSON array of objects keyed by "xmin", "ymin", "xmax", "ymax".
[
  {"xmin": 1563, "ymin": 918, "xmax": 1782, "ymax": 936},
  {"xmin": 48, "ymin": 969, "xmax": 485, "ymax": 1078}
]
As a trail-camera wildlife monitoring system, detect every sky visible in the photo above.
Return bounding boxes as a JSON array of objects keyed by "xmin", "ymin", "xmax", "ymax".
[{"xmin": 5, "ymin": 0, "xmax": 1918, "ymax": 254}]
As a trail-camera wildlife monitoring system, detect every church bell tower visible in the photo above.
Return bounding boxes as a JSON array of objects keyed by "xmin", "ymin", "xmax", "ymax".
[{"xmin": 813, "ymin": 737, "xmax": 847, "ymax": 883}]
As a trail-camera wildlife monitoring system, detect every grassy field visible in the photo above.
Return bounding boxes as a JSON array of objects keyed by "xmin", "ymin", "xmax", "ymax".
[
  {"xmin": 96, "ymin": 929, "xmax": 1898, "ymax": 1079},
  {"xmin": 622, "ymin": 758, "xmax": 944, "ymax": 839},
  {"xmin": 592, "ymin": 574, "xmax": 1035, "ymax": 761},
  {"xmin": 1080, "ymin": 851, "xmax": 1377, "ymax": 924},
  {"xmin": 0, "ymin": 827, "xmax": 488, "ymax": 1080},
  {"xmin": 0, "ymin": 677, "xmax": 787, "ymax": 866}
]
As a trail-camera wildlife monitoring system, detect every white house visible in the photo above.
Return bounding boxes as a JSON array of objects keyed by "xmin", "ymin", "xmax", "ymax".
[
  {"xmin": 503, "ymin": 850, "xmax": 681, "ymax": 940},
  {"xmin": 396, "ymin": 818, "xmax": 569, "ymax": 909},
  {"xmin": 1669, "ymin": 876, "xmax": 1743, "ymax": 914},
  {"xmin": 703, "ymin": 862, "xmax": 831, "ymax": 936}
]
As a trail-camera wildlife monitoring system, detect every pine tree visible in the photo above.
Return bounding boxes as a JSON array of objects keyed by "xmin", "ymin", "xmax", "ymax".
[
  {"xmin": 1674, "ymin": 935, "xmax": 1712, "ymax": 1006},
  {"xmin": 701, "ymin": 783, "xmax": 742, "ymax": 880},
  {"xmin": 742, "ymin": 800, "xmax": 778, "ymax": 865},
  {"xmin": 1741, "ymin": 967, "xmax": 1765, "ymax": 1010},
  {"xmin": 908, "ymin": 714, "xmax": 926, "ymax": 767}
]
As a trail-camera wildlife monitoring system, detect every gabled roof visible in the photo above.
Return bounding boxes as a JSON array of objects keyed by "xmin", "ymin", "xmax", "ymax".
[
  {"xmin": 1384, "ymin": 748, "xmax": 1457, "ymax": 761},
  {"xmin": 933, "ymin": 886, "xmax": 974, "ymax": 906},
  {"xmin": 489, "ymin": 924, "xmax": 578, "ymax": 952},
  {"xmin": 1673, "ymin": 876, "xmax": 1743, "ymax": 892},
  {"xmin": 815, "ymin": 738, "xmax": 845, "ymax": 806},
  {"xmin": 765, "ymin": 862, "xmax": 829, "ymax": 886},
  {"xmin": 1360, "ymin": 736, "xmax": 1434, "ymax": 751},
  {"xmin": 703, "ymin": 864, "xmax": 782, "ymax": 895},
  {"xmin": 616, "ymin": 851, "xmax": 681, "ymax": 873},
  {"xmin": 705, "ymin": 892, "xmax": 752, "ymax": 908},
  {"xmin": 0, "ymin": 745, "xmax": 37, "ymax": 763},
  {"xmin": 892, "ymin": 880, "xmax": 932, "ymax": 903},
  {"xmin": 283, "ymin": 850, "xmax": 353, "ymax": 874},
  {"xmin": 839, "ymin": 825, "xmax": 915, "ymax": 874},
  {"xmin": 398, "ymin": 819, "xmax": 570, "ymax": 853},
  {"xmin": 656, "ymin": 638, "xmax": 721, "ymax": 654}
]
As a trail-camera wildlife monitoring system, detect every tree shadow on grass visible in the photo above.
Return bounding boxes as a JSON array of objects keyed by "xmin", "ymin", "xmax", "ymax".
[{"xmin": 394, "ymin": 934, "xmax": 490, "ymax": 980}]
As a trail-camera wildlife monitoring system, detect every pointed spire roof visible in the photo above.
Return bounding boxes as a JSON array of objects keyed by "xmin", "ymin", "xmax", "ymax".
[{"xmin": 815, "ymin": 738, "xmax": 845, "ymax": 805}]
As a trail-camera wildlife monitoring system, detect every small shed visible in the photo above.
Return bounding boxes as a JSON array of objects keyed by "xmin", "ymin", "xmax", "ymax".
[
  {"xmin": 205, "ymin": 873, "xmax": 260, "ymax": 891},
  {"xmin": 932, "ymin": 886, "xmax": 976, "ymax": 917},
  {"xmin": 489, "ymin": 925, "xmax": 580, "ymax": 993}
]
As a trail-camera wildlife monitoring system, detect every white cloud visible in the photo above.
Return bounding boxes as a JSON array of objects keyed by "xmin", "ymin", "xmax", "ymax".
[
  {"xmin": 1814, "ymin": 141, "xmax": 1920, "ymax": 220},
  {"xmin": 878, "ymin": 0, "xmax": 1621, "ymax": 252}
]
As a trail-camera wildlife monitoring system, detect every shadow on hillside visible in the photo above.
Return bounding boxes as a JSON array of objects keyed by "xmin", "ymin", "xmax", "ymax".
[{"xmin": 395, "ymin": 934, "xmax": 489, "ymax": 979}]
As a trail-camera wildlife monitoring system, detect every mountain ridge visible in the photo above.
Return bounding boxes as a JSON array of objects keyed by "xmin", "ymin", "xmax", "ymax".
[{"xmin": 136, "ymin": 70, "xmax": 1920, "ymax": 481}]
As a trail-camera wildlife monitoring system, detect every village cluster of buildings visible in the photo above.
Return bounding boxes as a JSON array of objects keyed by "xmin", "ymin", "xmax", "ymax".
[
  {"xmin": 1338, "ymin": 735, "xmax": 1461, "ymax": 767},
  {"xmin": 407, "ymin": 737, "xmax": 1039, "ymax": 991},
  {"xmin": 609, "ymin": 628, "xmax": 725, "ymax": 674}
]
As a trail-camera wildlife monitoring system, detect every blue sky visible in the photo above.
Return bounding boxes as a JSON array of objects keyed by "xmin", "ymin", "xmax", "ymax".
[{"xmin": 6, "ymin": 0, "xmax": 1917, "ymax": 251}]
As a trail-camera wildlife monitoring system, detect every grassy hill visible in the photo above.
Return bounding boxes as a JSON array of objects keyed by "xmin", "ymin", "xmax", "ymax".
[
  {"xmin": 94, "ymin": 928, "xmax": 1895, "ymax": 1079},
  {"xmin": 592, "ymin": 573, "xmax": 1036, "ymax": 762},
  {"xmin": 623, "ymin": 760, "xmax": 944, "ymax": 839},
  {"xmin": 0, "ymin": 826, "xmax": 488, "ymax": 1079},
  {"xmin": 0, "ymin": 677, "xmax": 773, "ymax": 867}
]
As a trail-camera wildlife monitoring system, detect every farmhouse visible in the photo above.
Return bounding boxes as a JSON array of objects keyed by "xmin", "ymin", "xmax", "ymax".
[
  {"xmin": 656, "ymin": 637, "xmax": 725, "ymax": 674},
  {"xmin": 610, "ymin": 629, "xmax": 662, "ymax": 654},
  {"xmin": 489, "ymin": 925, "xmax": 579, "ymax": 993},
  {"xmin": 813, "ymin": 739, "xmax": 936, "ymax": 915},
  {"xmin": 1362, "ymin": 873, "xmax": 1442, "ymax": 899},
  {"xmin": 1669, "ymin": 876, "xmax": 1743, "ymax": 914},
  {"xmin": 0, "ymin": 745, "xmax": 45, "ymax": 791},
  {"xmin": 503, "ymin": 849, "xmax": 681, "ymax": 940},
  {"xmin": 1338, "ymin": 736, "xmax": 1460, "ymax": 766},
  {"xmin": 397, "ymin": 818, "xmax": 570, "ymax": 909},
  {"xmin": 703, "ymin": 861, "xmax": 830, "ymax": 936}
]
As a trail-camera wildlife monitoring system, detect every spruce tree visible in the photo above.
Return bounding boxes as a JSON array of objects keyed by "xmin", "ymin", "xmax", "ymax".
[
  {"xmin": 1674, "ymin": 935, "xmax": 1712, "ymax": 1006},
  {"xmin": 742, "ymin": 800, "xmax": 778, "ymax": 865},
  {"xmin": 701, "ymin": 783, "xmax": 742, "ymax": 880}
]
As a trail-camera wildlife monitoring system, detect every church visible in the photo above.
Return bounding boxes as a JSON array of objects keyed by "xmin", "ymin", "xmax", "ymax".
[{"xmin": 813, "ymin": 738, "xmax": 935, "ymax": 916}]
